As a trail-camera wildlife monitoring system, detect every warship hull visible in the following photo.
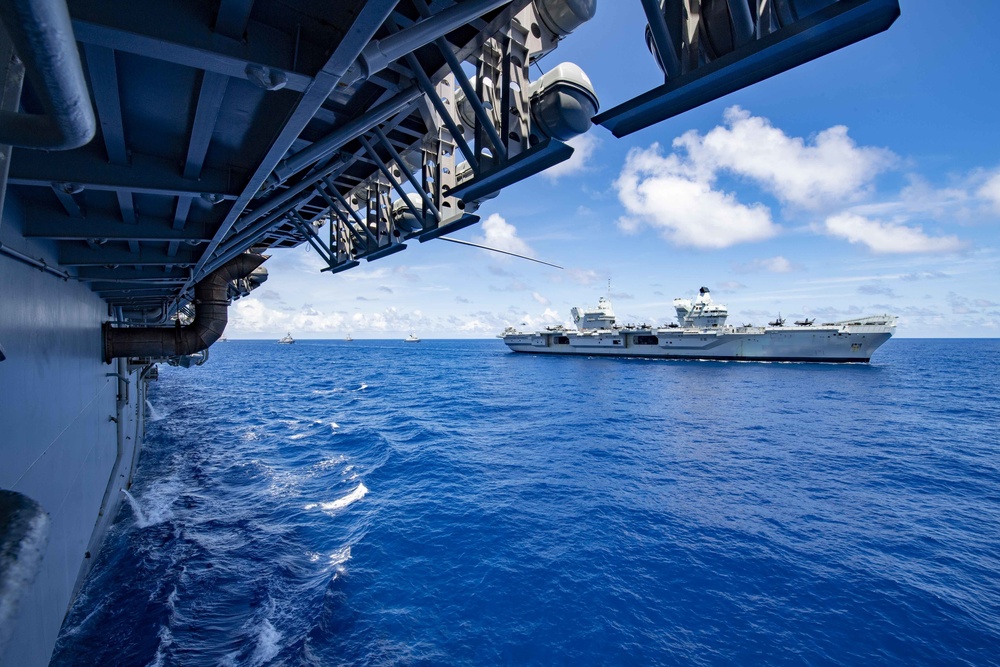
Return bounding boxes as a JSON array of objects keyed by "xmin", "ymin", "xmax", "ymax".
[
  {"xmin": 503, "ymin": 326, "xmax": 894, "ymax": 362},
  {"xmin": 1, "ymin": 201, "xmax": 148, "ymax": 667}
]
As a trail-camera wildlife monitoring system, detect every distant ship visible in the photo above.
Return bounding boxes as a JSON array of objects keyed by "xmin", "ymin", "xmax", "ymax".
[
  {"xmin": 501, "ymin": 288, "xmax": 896, "ymax": 363},
  {"xmin": 404, "ymin": 333, "xmax": 421, "ymax": 343},
  {"xmin": 345, "ymin": 333, "xmax": 353, "ymax": 341},
  {"xmin": 278, "ymin": 332, "xmax": 295, "ymax": 344}
]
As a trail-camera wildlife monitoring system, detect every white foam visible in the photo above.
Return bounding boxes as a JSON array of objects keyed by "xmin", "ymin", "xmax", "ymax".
[
  {"xmin": 289, "ymin": 433, "xmax": 308, "ymax": 441},
  {"xmin": 145, "ymin": 399, "xmax": 166, "ymax": 422},
  {"xmin": 355, "ymin": 383, "xmax": 368, "ymax": 391},
  {"xmin": 145, "ymin": 624, "xmax": 173, "ymax": 667},
  {"xmin": 328, "ymin": 545, "xmax": 351, "ymax": 569},
  {"xmin": 248, "ymin": 618, "xmax": 282, "ymax": 667},
  {"xmin": 304, "ymin": 482, "xmax": 368, "ymax": 512},
  {"xmin": 128, "ymin": 476, "xmax": 183, "ymax": 527},
  {"xmin": 311, "ymin": 387, "xmax": 346, "ymax": 395},
  {"xmin": 121, "ymin": 489, "xmax": 148, "ymax": 526},
  {"xmin": 329, "ymin": 422, "xmax": 340, "ymax": 430},
  {"xmin": 315, "ymin": 455, "xmax": 346, "ymax": 470}
]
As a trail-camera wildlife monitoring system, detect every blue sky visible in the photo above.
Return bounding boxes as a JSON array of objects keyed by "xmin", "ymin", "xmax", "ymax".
[{"xmin": 231, "ymin": 1, "xmax": 1000, "ymax": 339}]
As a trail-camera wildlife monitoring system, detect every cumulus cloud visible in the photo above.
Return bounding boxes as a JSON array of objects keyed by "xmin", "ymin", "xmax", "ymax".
[
  {"xmin": 677, "ymin": 106, "xmax": 896, "ymax": 209},
  {"xmin": 231, "ymin": 298, "xmax": 349, "ymax": 333},
  {"xmin": 532, "ymin": 292, "xmax": 550, "ymax": 306},
  {"xmin": 474, "ymin": 213, "xmax": 533, "ymax": 258},
  {"xmin": 613, "ymin": 107, "xmax": 905, "ymax": 250},
  {"xmin": 977, "ymin": 170, "xmax": 1000, "ymax": 212},
  {"xmin": 543, "ymin": 133, "xmax": 600, "ymax": 180},
  {"xmin": 823, "ymin": 213, "xmax": 966, "ymax": 254},
  {"xmin": 615, "ymin": 142, "xmax": 777, "ymax": 249}
]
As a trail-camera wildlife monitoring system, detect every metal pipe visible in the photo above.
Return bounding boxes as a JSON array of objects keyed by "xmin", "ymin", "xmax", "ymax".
[
  {"xmin": 0, "ymin": 240, "xmax": 70, "ymax": 279},
  {"xmin": 102, "ymin": 253, "xmax": 265, "ymax": 363},
  {"xmin": 0, "ymin": 0, "xmax": 96, "ymax": 149}
]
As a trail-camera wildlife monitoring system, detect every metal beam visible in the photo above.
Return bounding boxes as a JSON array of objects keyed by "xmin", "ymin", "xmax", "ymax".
[
  {"xmin": 184, "ymin": 72, "xmax": 229, "ymax": 179},
  {"xmin": 59, "ymin": 245, "xmax": 200, "ymax": 266},
  {"xmin": 71, "ymin": 19, "xmax": 312, "ymax": 93},
  {"xmin": 50, "ymin": 184, "xmax": 84, "ymax": 218},
  {"xmin": 83, "ymin": 45, "xmax": 128, "ymax": 164},
  {"xmin": 24, "ymin": 212, "xmax": 212, "ymax": 242},
  {"xmin": 74, "ymin": 266, "xmax": 191, "ymax": 281},
  {"xmin": 189, "ymin": 0, "xmax": 401, "ymax": 284},
  {"xmin": 595, "ymin": 0, "xmax": 901, "ymax": 137},
  {"xmin": 9, "ymin": 149, "xmax": 240, "ymax": 198}
]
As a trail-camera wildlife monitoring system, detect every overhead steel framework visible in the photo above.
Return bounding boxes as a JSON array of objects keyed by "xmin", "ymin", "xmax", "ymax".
[{"xmin": 0, "ymin": 0, "xmax": 898, "ymax": 329}]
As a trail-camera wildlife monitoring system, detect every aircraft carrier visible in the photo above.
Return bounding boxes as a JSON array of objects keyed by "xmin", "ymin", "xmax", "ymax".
[
  {"xmin": 0, "ymin": 0, "xmax": 899, "ymax": 663},
  {"xmin": 501, "ymin": 287, "xmax": 897, "ymax": 362}
]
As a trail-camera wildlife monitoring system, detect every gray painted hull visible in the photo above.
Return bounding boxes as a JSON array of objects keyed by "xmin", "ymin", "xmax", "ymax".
[
  {"xmin": 1, "ymin": 197, "xmax": 148, "ymax": 667},
  {"xmin": 503, "ymin": 326, "xmax": 894, "ymax": 363}
]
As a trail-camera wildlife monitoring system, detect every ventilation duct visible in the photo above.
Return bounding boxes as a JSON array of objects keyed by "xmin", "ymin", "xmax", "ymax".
[{"xmin": 102, "ymin": 253, "xmax": 266, "ymax": 363}]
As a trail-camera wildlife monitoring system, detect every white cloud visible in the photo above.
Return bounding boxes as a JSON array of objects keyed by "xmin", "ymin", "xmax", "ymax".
[
  {"xmin": 612, "ymin": 107, "xmax": 906, "ymax": 249},
  {"xmin": 734, "ymin": 256, "xmax": 797, "ymax": 274},
  {"xmin": 474, "ymin": 213, "xmax": 533, "ymax": 258},
  {"xmin": 532, "ymin": 292, "xmax": 550, "ymax": 306},
  {"xmin": 977, "ymin": 170, "xmax": 1000, "ymax": 212},
  {"xmin": 543, "ymin": 133, "xmax": 600, "ymax": 180},
  {"xmin": 677, "ymin": 106, "xmax": 896, "ymax": 209},
  {"xmin": 823, "ymin": 213, "xmax": 966, "ymax": 254},
  {"xmin": 615, "ymin": 143, "xmax": 777, "ymax": 249},
  {"xmin": 566, "ymin": 268, "xmax": 601, "ymax": 286}
]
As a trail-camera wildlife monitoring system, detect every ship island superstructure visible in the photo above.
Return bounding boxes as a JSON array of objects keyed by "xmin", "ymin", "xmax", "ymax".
[{"xmin": 502, "ymin": 288, "xmax": 897, "ymax": 363}]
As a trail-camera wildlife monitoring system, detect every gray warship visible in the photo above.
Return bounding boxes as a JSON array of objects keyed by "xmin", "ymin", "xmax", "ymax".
[
  {"xmin": 501, "ymin": 287, "xmax": 897, "ymax": 362},
  {"xmin": 0, "ymin": 0, "xmax": 899, "ymax": 664}
]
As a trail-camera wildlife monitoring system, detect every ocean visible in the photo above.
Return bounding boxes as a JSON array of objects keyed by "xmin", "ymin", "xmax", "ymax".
[{"xmin": 53, "ymin": 338, "xmax": 1000, "ymax": 666}]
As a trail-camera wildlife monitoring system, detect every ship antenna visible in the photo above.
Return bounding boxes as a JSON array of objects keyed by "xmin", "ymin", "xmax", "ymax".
[{"xmin": 437, "ymin": 236, "xmax": 563, "ymax": 269}]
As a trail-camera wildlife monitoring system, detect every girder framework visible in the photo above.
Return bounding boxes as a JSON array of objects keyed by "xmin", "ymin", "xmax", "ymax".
[{"xmin": 3, "ymin": 0, "xmax": 899, "ymax": 324}]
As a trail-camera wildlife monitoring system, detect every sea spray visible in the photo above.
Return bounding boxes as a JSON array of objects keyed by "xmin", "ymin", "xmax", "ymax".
[
  {"xmin": 120, "ymin": 489, "xmax": 148, "ymax": 527},
  {"xmin": 146, "ymin": 399, "xmax": 165, "ymax": 422}
]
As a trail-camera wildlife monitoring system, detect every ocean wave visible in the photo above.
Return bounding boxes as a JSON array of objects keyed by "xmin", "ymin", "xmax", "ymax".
[
  {"xmin": 304, "ymin": 482, "xmax": 368, "ymax": 513},
  {"xmin": 328, "ymin": 545, "xmax": 351, "ymax": 570},
  {"xmin": 311, "ymin": 387, "xmax": 346, "ymax": 395},
  {"xmin": 248, "ymin": 618, "xmax": 282, "ymax": 667}
]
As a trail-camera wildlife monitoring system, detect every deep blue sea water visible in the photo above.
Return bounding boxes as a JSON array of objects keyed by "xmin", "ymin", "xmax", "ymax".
[{"xmin": 53, "ymin": 339, "xmax": 1000, "ymax": 666}]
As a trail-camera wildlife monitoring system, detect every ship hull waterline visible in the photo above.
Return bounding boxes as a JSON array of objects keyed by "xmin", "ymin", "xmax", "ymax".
[{"xmin": 503, "ymin": 329, "xmax": 893, "ymax": 363}]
